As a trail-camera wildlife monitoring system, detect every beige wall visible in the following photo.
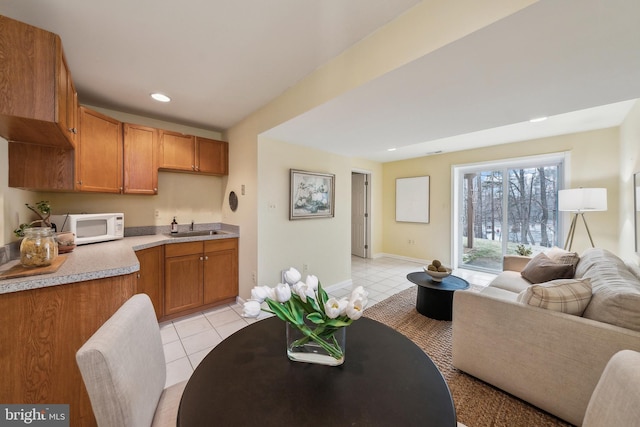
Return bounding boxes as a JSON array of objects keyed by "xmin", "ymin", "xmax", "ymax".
[
  {"xmin": 257, "ymin": 137, "xmax": 352, "ymax": 287},
  {"xmin": 619, "ymin": 101, "xmax": 640, "ymax": 262},
  {"xmin": 382, "ymin": 127, "xmax": 622, "ymax": 266},
  {"xmin": 226, "ymin": 0, "xmax": 535, "ymax": 296}
]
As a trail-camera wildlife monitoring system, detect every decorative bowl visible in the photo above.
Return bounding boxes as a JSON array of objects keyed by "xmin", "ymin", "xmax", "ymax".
[
  {"xmin": 56, "ymin": 232, "xmax": 76, "ymax": 254},
  {"xmin": 423, "ymin": 266, "xmax": 452, "ymax": 282}
]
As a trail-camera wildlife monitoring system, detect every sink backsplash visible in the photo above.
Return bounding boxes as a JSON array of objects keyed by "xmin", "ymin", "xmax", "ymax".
[{"xmin": 124, "ymin": 222, "xmax": 238, "ymax": 237}]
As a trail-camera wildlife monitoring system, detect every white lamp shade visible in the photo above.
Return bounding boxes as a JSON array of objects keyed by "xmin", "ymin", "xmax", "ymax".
[{"xmin": 558, "ymin": 188, "xmax": 607, "ymax": 212}]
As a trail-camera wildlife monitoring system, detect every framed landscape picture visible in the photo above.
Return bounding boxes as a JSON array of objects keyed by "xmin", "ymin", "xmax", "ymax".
[{"xmin": 290, "ymin": 169, "xmax": 335, "ymax": 220}]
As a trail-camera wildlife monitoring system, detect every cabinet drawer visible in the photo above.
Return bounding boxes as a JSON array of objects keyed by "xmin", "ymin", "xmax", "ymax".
[
  {"xmin": 165, "ymin": 241, "xmax": 203, "ymax": 258},
  {"xmin": 204, "ymin": 238, "xmax": 238, "ymax": 253}
]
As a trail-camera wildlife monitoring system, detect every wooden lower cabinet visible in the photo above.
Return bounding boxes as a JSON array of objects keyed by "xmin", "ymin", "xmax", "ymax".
[
  {"xmin": 0, "ymin": 274, "xmax": 137, "ymax": 427},
  {"xmin": 164, "ymin": 238, "xmax": 238, "ymax": 320},
  {"xmin": 203, "ymin": 239, "xmax": 239, "ymax": 304},
  {"xmin": 164, "ymin": 242, "xmax": 204, "ymax": 316},
  {"xmin": 135, "ymin": 245, "xmax": 164, "ymax": 319}
]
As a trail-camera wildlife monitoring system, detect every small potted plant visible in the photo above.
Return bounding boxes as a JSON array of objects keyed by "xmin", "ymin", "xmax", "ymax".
[
  {"xmin": 515, "ymin": 244, "xmax": 533, "ymax": 257},
  {"xmin": 15, "ymin": 201, "xmax": 75, "ymax": 254}
]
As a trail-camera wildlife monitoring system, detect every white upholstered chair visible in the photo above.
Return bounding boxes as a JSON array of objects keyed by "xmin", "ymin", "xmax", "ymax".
[
  {"xmin": 76, "ymin": 294, "xmax": 187, "ymax": 427},
  {"xmin": 582, "ymin": 349, "xmax": 640, "ymax": 427}
]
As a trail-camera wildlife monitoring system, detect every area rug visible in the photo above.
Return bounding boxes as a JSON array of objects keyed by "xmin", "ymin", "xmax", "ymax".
[{"xmin": 364, "ymin": 287, "xmax": 573, "ymax": 427}]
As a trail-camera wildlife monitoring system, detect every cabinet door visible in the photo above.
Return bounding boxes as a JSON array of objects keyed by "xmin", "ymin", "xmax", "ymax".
[
  {"xmin": 124, "ymin": 123, "xmax": 158, "ymax": 194},
  {"xmin": 203, "ymin": 239, "xmax": 238, "ymax": 304},
  {"xmin": 196, "ymin": 137, "xmax": 228, "ymax": 175},
  {"xmin": 136, "ymin": 246, "xmax": 164, "ymax": 319},
  {"xmin": 76, "ymin": 106, "xmax": 123, "ymax": 193},
  {"xmin": 57, "ymin": 52, "xmax": 78, "ymax": 147},
  {"xmin": 159, "ymin": 130, "xmax": 195, "ymax": 171},
  {"xmin": 165, "ymin": 242, "xmax": 204, "ymax": 316},
  {"xmin": 0, "ymin": 16, "xmax": 74, "ymax": 148}
]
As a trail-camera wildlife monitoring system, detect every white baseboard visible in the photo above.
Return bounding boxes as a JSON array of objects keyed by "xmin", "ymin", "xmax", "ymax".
[{"xmin": 374, "ymin": 252, "xmax": 429, "ymax": 265}]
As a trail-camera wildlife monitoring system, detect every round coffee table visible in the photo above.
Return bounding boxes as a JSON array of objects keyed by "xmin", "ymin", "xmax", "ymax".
[{"xmin": 407, "ymin": 272, "xmax": 469, "ymax": 320}]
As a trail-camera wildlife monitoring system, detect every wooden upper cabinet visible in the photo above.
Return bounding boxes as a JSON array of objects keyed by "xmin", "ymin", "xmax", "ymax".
[
  {"xmin": 159, "ymin": 130, "xmax": 228, "ymax": 175},
  {"xmin": 0, "ymin": 15, "xmax": 77, "ymax": 148},
  {"xmin": 76, "ymin": 106, "xmax": 123, "ymax": 193},
  {"xmin": 124, "ymin": 123, "xmax": 158, "ymax": 194},
  {"xmin": 196, "ymin": 137, "xmax": 229, "ymax": 175},
  {"xmin": 159, "ymin": 130, "xmax": 196, "ymax": 171}
]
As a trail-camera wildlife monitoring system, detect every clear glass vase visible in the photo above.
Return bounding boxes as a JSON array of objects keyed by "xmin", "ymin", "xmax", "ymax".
[
  {"xmin": 286, "ymin": 321, "xmax": 346, "ymax": 366},
  {"xmin": 20, "ymin": 227, "xmax": 58, "ymax": 267}
]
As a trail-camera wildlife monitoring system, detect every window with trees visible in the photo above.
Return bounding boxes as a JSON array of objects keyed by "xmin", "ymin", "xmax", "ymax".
[{"xmin": 454, "ymin": 154, "xmax": 565, "ymax": 272}]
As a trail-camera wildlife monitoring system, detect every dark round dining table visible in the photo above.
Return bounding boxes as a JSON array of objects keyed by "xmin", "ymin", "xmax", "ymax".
[{"xmin": 178, "ymin": 316, "xmax": 457, "ymax": 427}]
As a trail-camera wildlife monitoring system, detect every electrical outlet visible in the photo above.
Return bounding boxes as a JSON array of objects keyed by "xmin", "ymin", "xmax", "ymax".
[
  {"xmin": 302, "ymin": 263, "xmax": 309, "ymax": 273},
  {"xmin": 251, "ymin": 271, "xmax": 256, "ymax": 284},
  {"xmin": 154, "ymin": 209, "xmax": 160, "ymax": 218}
]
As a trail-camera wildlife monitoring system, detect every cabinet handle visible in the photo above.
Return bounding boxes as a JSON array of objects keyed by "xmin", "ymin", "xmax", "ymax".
[
  {"xmin": 153, "ymin": 188, "xmax": 158, "ymax": 192},
  {"xmin": 191, "ymin": 165, "xmax": 195, "ymax": 170},
  {"xmin": 68, "ymin": 127, "xmax": 77, "ymax": 134},
  {"xmin": 200, "ymin": 256, "xmax": 203, "ymax": 261},
  {"xmin": 205, "ymin": 256, "xmax": 209, "ymax": 260},
  {"xmin": 77, "ymin": 180, "xmax": 83, "ymax": 185},
  {"xmin": 137, "ymin": 273, "xmax": 141, "ymax": 278}
]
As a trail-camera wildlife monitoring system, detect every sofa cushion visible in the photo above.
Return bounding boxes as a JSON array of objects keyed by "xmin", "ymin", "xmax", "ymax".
[
  {"xmin": 489, "ymin": 270, "xmax": 532, "ymax": 294},
  {"xmin": 517, "ymin": 278, "xmax": 592, "ymax": 315},
  {"xmin": 521, "ymin": 253, "xmax": 574, "ymax": 284},
  {"xmin": 578, "ymin": 248, "xmax": 640, "ymax": 332}
]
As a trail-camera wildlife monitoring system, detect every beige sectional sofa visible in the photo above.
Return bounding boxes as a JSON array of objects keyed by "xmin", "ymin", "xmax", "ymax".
[{"xmin": 452, "ymin": 248, "xmax": 640, "ymax": 426}]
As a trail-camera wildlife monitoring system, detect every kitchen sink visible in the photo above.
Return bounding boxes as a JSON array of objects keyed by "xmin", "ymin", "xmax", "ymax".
[{"xmin": 166, "ymin": 230, "xmax": 228, "ymax": 238}]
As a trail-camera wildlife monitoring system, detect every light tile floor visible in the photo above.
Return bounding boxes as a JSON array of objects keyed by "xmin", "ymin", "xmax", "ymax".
[{"xmin": 160, "ymin": 256, "xmax": 496, "ymax": 387}]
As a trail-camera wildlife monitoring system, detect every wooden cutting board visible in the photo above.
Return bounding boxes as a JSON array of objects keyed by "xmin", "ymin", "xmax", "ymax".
[{"xmin": 0, "ymin": 255, "xmax": 67, "ymax": 280}]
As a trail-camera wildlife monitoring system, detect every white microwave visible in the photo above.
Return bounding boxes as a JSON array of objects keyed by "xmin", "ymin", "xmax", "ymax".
[{"xmin": 50, "ymin": 213, "xmax": 124, "ymax": 245}]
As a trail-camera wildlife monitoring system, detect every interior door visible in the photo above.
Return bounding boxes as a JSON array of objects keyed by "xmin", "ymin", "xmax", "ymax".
[{"xmin": 351, "ymin": 173, "xmax": 367, "ymax": 257}]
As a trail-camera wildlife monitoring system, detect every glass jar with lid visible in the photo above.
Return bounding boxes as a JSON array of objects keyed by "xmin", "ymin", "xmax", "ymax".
[{"xmin": 20, "ymin": 227, "xmax": 58, "ymax": 267}]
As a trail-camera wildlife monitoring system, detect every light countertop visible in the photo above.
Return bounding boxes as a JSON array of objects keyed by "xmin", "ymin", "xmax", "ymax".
[{"xmin": 0, "ymin": 230, "xmax": 239, "ymax": 295}]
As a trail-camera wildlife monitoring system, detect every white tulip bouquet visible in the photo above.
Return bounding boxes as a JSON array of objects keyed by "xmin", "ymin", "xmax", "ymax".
[{"xmin": 243, "ymin": 267, "xmax": 368, "ymax": 361}]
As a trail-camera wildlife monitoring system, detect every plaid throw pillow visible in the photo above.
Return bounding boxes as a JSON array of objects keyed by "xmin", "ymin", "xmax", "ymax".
[{"xmin": 517, "ymin": 278, "xmax": 592, "ymax": 315}]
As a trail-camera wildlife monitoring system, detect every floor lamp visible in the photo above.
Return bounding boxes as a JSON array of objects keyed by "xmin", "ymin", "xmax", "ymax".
[{"xmin": 558, "ymin": 188, "xmax": 607, "ymax": 251}]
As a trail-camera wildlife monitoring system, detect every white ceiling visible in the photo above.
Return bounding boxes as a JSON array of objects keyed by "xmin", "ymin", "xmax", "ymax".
[
  {"xmin": 0, "ymin": 0, "xmax": 419, "ymax": 130},
  {"xmin": 266, "ymin": 0, "xmax": 640, "ymax": 162},
  {"xmin": 1, "ymin": 0, "xmax": 639, "ymax": 163}
]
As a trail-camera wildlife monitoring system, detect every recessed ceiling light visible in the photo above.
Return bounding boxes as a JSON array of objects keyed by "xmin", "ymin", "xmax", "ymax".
[
  {"xmin": 151, "ymin": 93, "xmax": 171, "ymax": 103},
  {"xmin": 529, "ymin": 116, "xmax": 548, "ymax": 123},
  {"xmin": 387, "ymin": 148, "xmax": 397, "ymax": 152}
]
